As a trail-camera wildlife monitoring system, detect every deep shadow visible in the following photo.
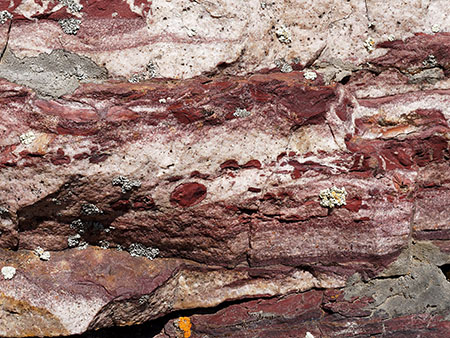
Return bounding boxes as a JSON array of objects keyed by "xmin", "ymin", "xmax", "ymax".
[{"xmin": 440, "ymin": 263, "xmax": 450, "ymax": 281}]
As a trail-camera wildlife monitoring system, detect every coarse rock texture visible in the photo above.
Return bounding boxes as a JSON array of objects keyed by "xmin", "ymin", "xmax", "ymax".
[{"xmin": 0, "ymin": 0, "xmax": 449, "ymax": 337}]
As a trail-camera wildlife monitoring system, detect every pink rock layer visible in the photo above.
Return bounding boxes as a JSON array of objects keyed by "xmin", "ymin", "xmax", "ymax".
[{"xmin": 0, "ymin": 1, "xmax": 449, "ymax": 337}]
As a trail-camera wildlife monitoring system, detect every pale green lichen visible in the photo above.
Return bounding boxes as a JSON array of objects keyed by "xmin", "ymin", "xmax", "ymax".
[
  {"xmin": 1, "ymin": 266, "xmax": 16, "ymax": 280},
  {"xmin": 319, "ymin": 186, "xmax": 347, "ymax": 208},
  {"xmin": 233, "ymin": 108, "xmax": 251, "ymax": 118},
  {"xmin": 19, "ymin": 131, "xmax": 36, "ymax": 145},
  {"xmin": 275, "ymin": 25, "xmax": 292, "ymax": 44},
  {"xmin": 304, "ymin": 71, "xmax": 317, "ymax": 80},
  {"xmin": 364, "ymin": 37, "xmax": 375, "ymax": 53},
  {"xmin": 34, "ymin": 247, "xmax": 51, "ymax": 261},
  {"xmin": 431, "ymin": 24, "xmax": 440, "ymax": 33},
  {"xmin": 275, "ymin": 59, "xmax": 293, "ymax": 73}
]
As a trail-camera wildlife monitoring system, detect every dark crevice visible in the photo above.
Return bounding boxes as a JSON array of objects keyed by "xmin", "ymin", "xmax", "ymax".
[
  {"xmin": 0, "ymin": 18, "xmax": 12, "ymax": 62},
  {"xmin": 338, "ymin": 74, "xmax": 351, "ymax": 85},
  {"xmin": 238, "ymin": 207, "xmax": 258, "ymax": 216},
  {"xmin": 52, "ymin": 295, "xmax": 281, "ymax": 338},
  {"xmin": 439, "ymin": 264, "xmax": 450, "ymax": 281}
]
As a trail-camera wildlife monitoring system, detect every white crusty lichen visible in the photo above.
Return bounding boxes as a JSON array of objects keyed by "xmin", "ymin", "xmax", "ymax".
[
  {"xmin": 233, "ymin": 108, "xmax": 251, "ymax": 118},
  {"xmin": 274, "ymin": 59, "xmax": 293, "ymax": 73},
  {"xmin": 19, "ymin": 131, "xmax": 36, "ymax": 145},
  {"xmin": 139, "ymin": 294, "xmax": 150, "ymax": 304},
  {"xmin": 34, "ymin": 247, "xmax": 51, "ymax": 261},
  {"xmin": 99, "ymin": 240, "xmax": 110, "ymax": 249},
  {"xmin": 0, "ymin": 10, "xmax": 12, "ymax": 24},
  {"xmin": 304, "ymin": 71, "xmax": 317, "ymax": 80},
  {"xmin": 431, "ymin": 24, "xmax": 441, "ymax": 33},
  {"xmin": 129, "ymin": 61, "xmax": 158, "ymax": 83},
  {"xmin": 423, "ymin": 55, "xmax": 437, "ymax": 67},
  {"xmin": 128, "ymin": 243, "xmax": 159, "ymax": 260},
  {"xmin": 364, "ymin": 37, "xmax": 375, "ymax": 52},
  {"xmin": 58, "ymin": 0, "xmax": 83, "ymax": 14},
  {"xmin": 70, "ymin": 219, "xmax": 85, "ymax": 234},
  {"xmin": 1, "ymin": 266, "xmax": 16, "ymax": 280},
  {"xmin": 59, "ymin": 18, "xmax": 81, "ymax": 35},
  {"xmin": 112, "ymin": 175, "xmax": 141, "ymax": 193},
  {"xmin": 81, "ymin": 203, "xmax": 103, "ymax": 216},
  {"xmin": 77, "ymin": 240, "xmax": 88, "ymax": 250},
  {"xmin": 275, "ymin": 25, "xmax": 292, "ymax": 44},
  {"xmin": 68, "ymin": 234, "xmax": 81, "ymax": 247},
  {"xmin": 319, "ymin": 186, "xmax": 347, "ymax": 208}
]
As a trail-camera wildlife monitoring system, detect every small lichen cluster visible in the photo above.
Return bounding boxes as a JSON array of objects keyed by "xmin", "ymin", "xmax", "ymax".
[
  {"xmin": 128, "ymin": 61, "xmax": 158, "ymax": 83},
  {"xmin": 431, "ymin": 24, "xmax": 440, "ymax": 33},
  {"xmin": 233, "ymin": 108, "xmax": 251, "ymax": 118},
  {"xmin": 59, "ymin": 18, "xmax": 81, "ymax": 35},
  {"xmin": 319, "ymin": 186, "xmax": 347, "ymax": 208},
  {"xmin": 304, "ymin": 71, "xmax": 317, "ymax": 80},
  {"xmin": 58, "ymin": 0, "xmax": 83, "ymax": 13},
  {"xmin": 34, "ymin": 247, "xmax": 51, "ymax": 261},
  {"xmin": 423, "ymin": 55, "xmax": 437, "ymax": 68},
  {"xmin": 70, "ymin": 219, "xmax": 85, "ymax": 233},
  {"xmin": 0, "ymin": 10, "xmax": 12, "ymax": 24},
  {"xmin": 71, "ymin": 218, "xmax": 106, "ymax": 233},
  {"xmin": 128, "ymin": 243, "xmax": 159, "ymax": 260},
  {"xmin": 69, "ymin": 216, "xmax": 113, "ymax": 249},
  {"xmin": 0, "ymin": 206, "xmax": 9, "ymax": 216},
  {"xmin": 1, "ymin": 266, "xmax": 16, "ymax": 280},
  {"xmin": 176, "ymin": 317, "xmax": 192, "ymax": 338},
  {"xmin": 81, "ymin": 203, "xmax": 103, "ymax": 216},
  {"xmin": 99, "ymin": 240, "xmax": 110, "ymax": 249},
  {"xmin": 138, "ymin": 294, "xmax": 150, "ymax": 305},
  {"xmin": 68, "ymin": 234, "xmax": 83, "ymax": 248},
  {"xmin": 274, "ymin": 58, "xmax": 293, "ymax": 73},
  {"xmin": 275, "ymin": 25, "xmax": 292, "ymax": 44},
  {"xmin": 19, "ymin": 131, "xmax": 36, "ymax": 145},
  {"xmin": 112, "ymin": 175, "xmax": 142, "ymax": 193},
  {"xmin": 364, "ymin": 37, "xmax": 375, "ymax": 53}
]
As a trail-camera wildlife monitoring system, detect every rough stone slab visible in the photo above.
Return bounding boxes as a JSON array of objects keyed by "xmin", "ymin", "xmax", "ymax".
[
  {"xmin": 0, "ymin": 0, "xmax": 449, "ymax": 337},
  {"xmin": 0, "ymin": 247, "xmax": 341, "ymax": 336},
  {"xmin": 2, "ymin": 1, "xmax": 450, "ymax": 80}
]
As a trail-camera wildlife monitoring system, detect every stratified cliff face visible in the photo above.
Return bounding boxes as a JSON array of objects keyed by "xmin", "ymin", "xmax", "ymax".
[{"xmin": 0, "ymin": 1, "xmax": 449, "ymax": 337}]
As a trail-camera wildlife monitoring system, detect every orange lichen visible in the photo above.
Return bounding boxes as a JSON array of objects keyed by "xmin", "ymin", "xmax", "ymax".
[{"xmin": 178, "ymin": 316, "xmax": 192, "ymax": 338}]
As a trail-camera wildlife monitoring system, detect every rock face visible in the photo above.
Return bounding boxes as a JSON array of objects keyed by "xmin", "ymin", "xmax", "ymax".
[{"xmin": 0, "ymin": 1, "xmax": 449, "ymax": 337}]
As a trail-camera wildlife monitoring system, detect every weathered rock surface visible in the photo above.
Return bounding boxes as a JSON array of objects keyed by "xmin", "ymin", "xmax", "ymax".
[{"xmin": 0, "ymin": 0, "xmax": 449, "ymax": 337}]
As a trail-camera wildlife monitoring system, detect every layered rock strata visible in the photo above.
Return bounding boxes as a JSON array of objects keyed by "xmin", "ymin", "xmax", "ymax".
[{"xmin": 0, "ymin": 1, "xmax": 449, "ymax": 337}]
